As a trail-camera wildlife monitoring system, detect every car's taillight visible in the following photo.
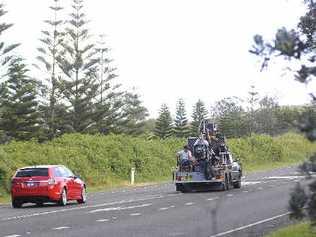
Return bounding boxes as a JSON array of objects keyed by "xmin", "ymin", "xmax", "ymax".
[
  {"xmin": 48, "ymin": 178, "xmax": 56, "ymax": 185},
  {"xmin": 11, "ymin": 179, "xmax": 20, "ymax": 185}
]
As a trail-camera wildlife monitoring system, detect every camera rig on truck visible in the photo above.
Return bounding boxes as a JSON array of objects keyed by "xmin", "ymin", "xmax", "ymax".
[{"xmin": 173, "ymin": 119, "xmax": 242, "ymax": 192}]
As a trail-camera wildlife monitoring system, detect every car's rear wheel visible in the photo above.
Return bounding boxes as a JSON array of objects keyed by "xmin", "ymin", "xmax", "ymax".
[
  {"xmin": 58, "ymin": 188, "xmax": 67, "ymax": 206},
  {"xmin": 77, "ymin": 187, "xmax": 87, "ymax": 204},
  {"xmin": 12, "ymin": 199, "xmax": 22, "ymax": 208}
]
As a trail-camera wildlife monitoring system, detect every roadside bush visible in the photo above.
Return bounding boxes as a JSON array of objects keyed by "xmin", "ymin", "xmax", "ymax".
[{"xmin": 0, "ymin": 132, "xmax": 315, "ymax": 195}]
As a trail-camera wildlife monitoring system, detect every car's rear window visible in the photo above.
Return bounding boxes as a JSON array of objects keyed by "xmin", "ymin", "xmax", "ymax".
[{"xmin": 15, "ymin": 168, "xmax": 49, "ymax": 177}]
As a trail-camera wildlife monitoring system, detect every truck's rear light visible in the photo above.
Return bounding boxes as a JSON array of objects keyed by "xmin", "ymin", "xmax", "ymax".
[
  {"xmin": 176, "ymin": 176, "xmax": 182, "ymax": 181},
  {"xmin": 48, "ymin": 178, "xmax": 56, "ymax": 185}
]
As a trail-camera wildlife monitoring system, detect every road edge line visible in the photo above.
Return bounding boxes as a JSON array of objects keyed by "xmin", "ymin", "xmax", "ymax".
[{"xmin": 209, "ymin": 212, "xmax": 291, "ymax": 237}]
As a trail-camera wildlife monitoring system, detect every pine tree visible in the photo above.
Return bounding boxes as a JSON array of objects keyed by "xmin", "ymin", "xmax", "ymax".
[
  {"xmin": 57, "ymin": 0, "xmax": 99, "ymax": 132},
  {"xmin": 191, "ymin": 100, "xmax": 208, "ymax": 136},
  {"xmin": 119, "ymin": 92, "xmax": 148, "ymax": 135},
  {"xmin": 247, "ymin": 85, "xmax": 259, "ymax": 135},
  {"xmin": 36, "ymin": 0, "xmax": 65, "ymax": 139},
  {"xmin": 0, "ymin": 58, "xmax": 40, "ymax": 141},
  {"xmin": 0, "ymin": 3, "xmax": 19, "ymax": 73},
  {"xmin": 174, "ymin": 99, "xmax": 189, "ymax": 138},
  {"xmin": 90, "ymin": 35, "xmax": 124, "ymax": 134},
  {"xmin": 154, "ymin": 104, "xmax": 173, "ymax": 139},
  {"xmin": 211, "ymin": 97, "xmax": 247, "ymax": 138}
]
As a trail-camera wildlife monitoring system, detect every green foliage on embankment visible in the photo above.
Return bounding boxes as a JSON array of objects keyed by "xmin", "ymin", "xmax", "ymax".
[
  {"xmin": 228, "ymin": 133, "xmax": 316, "ymax": 171},
  {"xmin": 0, "ymin": 133, "xmax": 315, "ymax": 198}
]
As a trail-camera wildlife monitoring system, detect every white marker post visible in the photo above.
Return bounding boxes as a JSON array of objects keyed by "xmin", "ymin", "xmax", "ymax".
[{"xmin": 131, "ymin": 167, "xmax": 136, "ymax": 185}]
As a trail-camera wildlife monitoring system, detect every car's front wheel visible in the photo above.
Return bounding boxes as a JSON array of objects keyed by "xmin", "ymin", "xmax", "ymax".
[
  {"xmin": 58, "ymin": 188, "xmax": 67, "ymax": 206},
  {"xmin": 12, "ymin": 199, "xmax": 22, "ymax": 208},
  {"xmin": 77, "ymin": 187, "xmax": 87, "ymax": 204}
]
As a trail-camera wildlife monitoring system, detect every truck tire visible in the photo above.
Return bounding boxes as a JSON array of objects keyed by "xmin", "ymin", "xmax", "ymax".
[
  {"xmin": 176, "ymin": 184, "xmax": 182, "ymax": 192},
  {"xmin": 233, "ymin": 180, "xmax": 241, "ymax": 189},
  {"xmin": 181, "ymin": 184, "xmax": 191, "ymax": 193}
]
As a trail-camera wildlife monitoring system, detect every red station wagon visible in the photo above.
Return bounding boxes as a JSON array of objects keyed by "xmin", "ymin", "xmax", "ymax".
[{"xmin": 11, "ymin": 165, "xmax": 86, "ymax": 208}]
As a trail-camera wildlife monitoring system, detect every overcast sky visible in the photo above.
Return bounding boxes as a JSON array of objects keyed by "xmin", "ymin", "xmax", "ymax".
[{"xmin": 2, "ymin": 0, "xmax": 312, "ymax": 118}]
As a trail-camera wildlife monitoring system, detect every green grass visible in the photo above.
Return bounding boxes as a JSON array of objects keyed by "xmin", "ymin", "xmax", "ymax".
[{"xmin": 266, "ymin": 222, "xmax": 316, "ymax": 237}]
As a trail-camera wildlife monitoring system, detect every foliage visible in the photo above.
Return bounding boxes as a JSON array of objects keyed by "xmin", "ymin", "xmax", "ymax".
[
  {"xmin": 191, "ymin": 99, "xmax": 208, "ymax": 136},
  {"xmin": 0, "ymin": 3, "xmax": 19, "ymax": 74},
  {"xmin": 250, "ymin": 1, "xmax": 316, "ymax": 226},
  {"xmin": 265, "ymin": 222, "xmax": 315, "ymax": 237},
  {"xmin": 57, "ymin": 0, "xmax": 99, "ymax": 133},
  {"xmin": 0, "ymin": 58, "xmax": 41, "ymax": 141},
  {"xmin": 211, "ymin": 97, "xmax": 248, "ymax": 138},
  {"xmin": 154, "ymin": 104, "xmax": 174, "ymax": 139},
  {"xmin": 0, "ymin": 132, "xmax": 315, "ymax": 197},
  {"xmin": 174, "ymin": 99, "xmax": 190, "ymax": 138},
  {"xmin": 90, "ymin": 35, "xmax": 124, "ymax": 134},
  {"xmin": 0, "ymin": 133, "xmax": 183, "ymax": 195},
  {"xmin": 36, "ymin": 0, "xmax": 65, "ymax": 139},
  {"xmin": 119, "ymin": 92, "xmax": 149, "ymax": 135},
  {"xmin": 228, "ymin": 133, "xmax": 316, "ymax": 171}
]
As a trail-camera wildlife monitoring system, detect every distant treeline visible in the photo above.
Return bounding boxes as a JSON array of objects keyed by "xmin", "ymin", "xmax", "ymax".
[{"xmin": 153, "ymin": 92, "xmax": 308, "ymax": 139}]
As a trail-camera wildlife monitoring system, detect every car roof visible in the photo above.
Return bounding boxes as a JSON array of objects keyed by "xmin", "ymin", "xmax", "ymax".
[{"xmin": 18, "ymin": 165, "xmax": 64, "ymax": 170}]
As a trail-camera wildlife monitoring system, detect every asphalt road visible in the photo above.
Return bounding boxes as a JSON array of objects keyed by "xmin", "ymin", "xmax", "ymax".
[{"xmin": 0, "ymin": 167, "xmax": 305, "ymax": 237}]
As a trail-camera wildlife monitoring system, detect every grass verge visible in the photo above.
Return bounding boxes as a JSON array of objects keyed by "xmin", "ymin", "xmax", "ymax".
[{"xmin": 266, "ymin": 222, "xmax": 315, "ymax": 237}]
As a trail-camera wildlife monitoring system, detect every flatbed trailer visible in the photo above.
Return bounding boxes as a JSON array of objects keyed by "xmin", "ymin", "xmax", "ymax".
[{"xmin": 173, "ymin": 161, "xmax": 242, "ymax": 192}]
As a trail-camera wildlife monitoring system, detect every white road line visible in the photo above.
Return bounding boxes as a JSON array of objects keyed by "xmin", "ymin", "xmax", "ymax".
[
  {"xmin": 207, "ymin": 197, "xmax": 219, "ymax": 201},
  {"xmin": 185, "ymin": 202, "xmax": 194, "ymax": 206},
  {"xmin": 257, "ymin": 187, "xmax": 263, "ymax": 190},
  {"xmin": 130, "ymin": 213, "xmax": 141, "ymax": 216},
  {"xmin": 96, "ymin": 219, "xmax": 109, "ymax": 222},
  {"xmin": 52, "ymin": 226, "xmax": 70, "ymax": 230},
  {"xmin": 209, "ymin": 212, "xmax": 290, "ymax": 237},
  {"xmin": 166, "ymin": 193, "xmax": 182, "ymax": 197},
  {"xmin": 112, "ymin": 216, "xmax": 117, "ymax": 220},
  {"xmin": 3, "ymin": 235, "xmax": 21, "ymax": 237},
  {"xmin": 242, "ymin": 181, "xmax": 261, "ymax": 186},
  {"xmin": 263, "ymin": 176, "xmax": 303, "ymax": 180},
  {"xmin": 159, "ymin": 205, "xmax": 175, "ymax": 211},
  {"xmin": 89, "ymin": 203, "xmax": 152, "ymax": 214},
  {"xmin": 1, "ymin": 195, "xmax": 163, "ymax": 221},
  {"xmin": 242, "ymin": 190, "xmax": 249, "ymax": 193},
  {"xmin": 226, "ymin": 194, "xmax": 234, "ymax": 197}
]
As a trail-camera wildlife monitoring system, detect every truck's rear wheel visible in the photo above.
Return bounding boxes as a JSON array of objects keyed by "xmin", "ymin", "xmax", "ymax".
[
  {"xmin": 176, "ymin": 184, "xmax": 182, "ymax": 192},
  {"xmin": 233, "ymin": 180, "xmax": 241, "ymax": 189},
  {"xmin": 181, "ymin": 184, "xmax": 191, "ymax": 193}
]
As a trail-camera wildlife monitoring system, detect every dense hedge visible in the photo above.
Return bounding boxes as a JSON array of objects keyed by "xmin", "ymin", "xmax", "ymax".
[
  {"xmin": 228, "ymin": 133, "xmax": 316, "ymax": 170},
  {"xmin": 0, "ymin": 133, "xmax": 315, "ymax": 196},
  {"xmin": 0, "ymin": 134, "xmax": 183, "ymax": 196}
]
